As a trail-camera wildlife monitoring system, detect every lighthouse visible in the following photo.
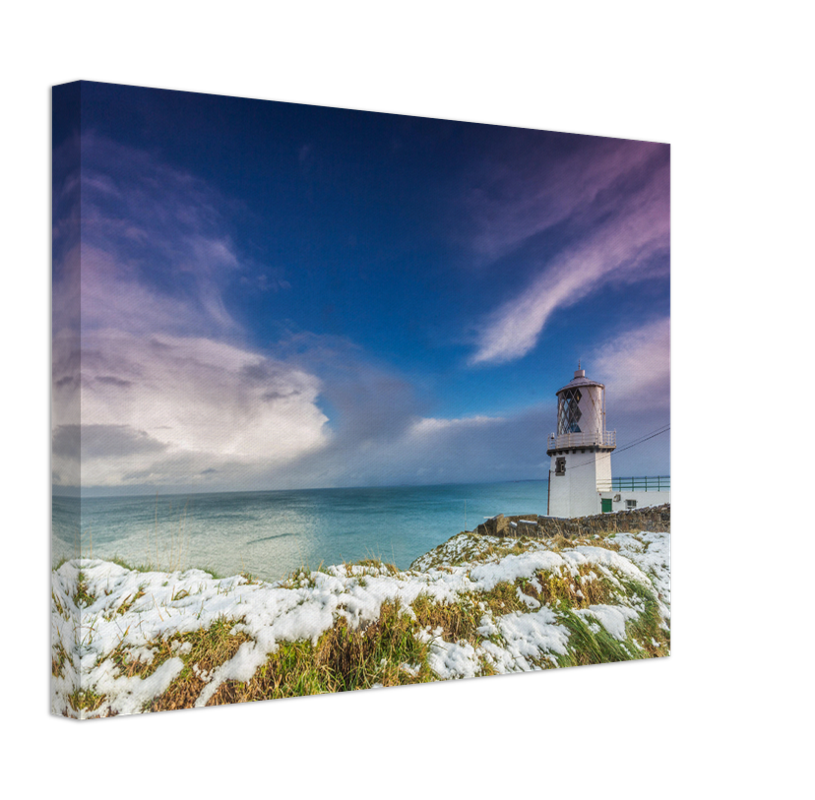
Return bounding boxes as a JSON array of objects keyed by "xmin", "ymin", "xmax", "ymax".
[{"xmin": 547, "ymin": 365, "xmax": 616, "ymax": 517}]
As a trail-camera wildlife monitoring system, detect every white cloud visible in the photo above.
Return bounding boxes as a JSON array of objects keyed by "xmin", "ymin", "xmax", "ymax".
[{"xmin": 53, "ymin": 330, "xmax": 328, "ymax": 488}]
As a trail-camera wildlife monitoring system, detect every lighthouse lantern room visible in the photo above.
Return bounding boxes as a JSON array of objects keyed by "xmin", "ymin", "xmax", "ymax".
[{"xmin": 547, "ymin": 365, "xmax": 616, "ymax": 517}]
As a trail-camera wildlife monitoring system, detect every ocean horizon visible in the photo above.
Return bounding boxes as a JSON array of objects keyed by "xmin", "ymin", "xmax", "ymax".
[{"xmin": 52, "ymin": 480, "xmax": 551, "ymax": 581}]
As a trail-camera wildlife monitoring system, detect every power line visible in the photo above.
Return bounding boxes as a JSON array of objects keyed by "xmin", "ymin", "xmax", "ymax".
[{"xmin": 614, "ymin": 425, "xmax": 670, "ymax": 455}]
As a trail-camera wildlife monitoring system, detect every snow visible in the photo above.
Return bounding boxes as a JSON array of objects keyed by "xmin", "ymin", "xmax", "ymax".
[
  {"xmin": 469, "ymin": 550, "xmax": 565, "ymax": 590},
  {"xmin": 426, "ymin": 638, "xmax": 480, "ymax": 680},
  {"xmin": 497, "ymin": 607, "xmax": 571, "ymax": 667},
  {"xmin": 577, "ymin": 604, "xmax": 638, "ymax": 641},
  {"xmin": 51, "ymin": 529, "xmax": 670, "ymax": 717}
]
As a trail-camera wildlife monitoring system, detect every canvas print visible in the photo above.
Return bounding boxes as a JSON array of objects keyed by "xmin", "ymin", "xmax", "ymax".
[{"xmin": 51, "ymin": 81, "xmax": 670, "ymax": 718}]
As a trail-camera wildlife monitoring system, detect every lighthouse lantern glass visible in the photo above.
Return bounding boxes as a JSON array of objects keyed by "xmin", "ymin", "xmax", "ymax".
[{"xmin": 557, "ymin": 388, "xmax": 583, "ymax": 435}]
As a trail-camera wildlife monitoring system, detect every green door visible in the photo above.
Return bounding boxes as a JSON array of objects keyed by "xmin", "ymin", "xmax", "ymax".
[{"xmin": 601, "ymin": 498, "xmax": 612, "ymax": 513}]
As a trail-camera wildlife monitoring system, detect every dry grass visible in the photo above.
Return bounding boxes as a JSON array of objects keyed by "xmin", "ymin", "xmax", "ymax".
[{"xmin": 411, "ymin": 593, "xmax": 483, "ymax": 645}]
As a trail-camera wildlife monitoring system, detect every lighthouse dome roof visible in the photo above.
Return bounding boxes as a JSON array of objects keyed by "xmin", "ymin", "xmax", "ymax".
[{"xmin": 556, "ymin": 368, "xmax": 605, "ymax": 394}]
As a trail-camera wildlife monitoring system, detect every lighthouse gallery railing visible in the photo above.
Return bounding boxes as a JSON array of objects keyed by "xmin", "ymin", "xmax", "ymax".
[{"xmin": 547, "ymin": 431, "xmax": 616, "ymax": 450}]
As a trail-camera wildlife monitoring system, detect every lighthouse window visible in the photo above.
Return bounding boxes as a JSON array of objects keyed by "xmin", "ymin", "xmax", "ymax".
[
  {"xmin": 555, "ymin": 458, "xmax": 566, "ymax": 476},
  {"xmin": 557, "ymin": 388, "xmax": 583, "ymax": 435}
]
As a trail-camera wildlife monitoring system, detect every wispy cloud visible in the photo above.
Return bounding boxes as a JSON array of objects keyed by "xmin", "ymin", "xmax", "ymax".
[
  {"xmin": 582, "ymin": 317, "xmax": 671, "ymax": 476},
  {"xmin": 240, "ymin": 272, "xmax": 290, "ymax": 293},
  {"xmin": 76, "ymin": 135, "xmax": 248, "ymax": 337},
  {"xmin": 592, "ymin": 317, "xmax": 670, "ymax": 411},
  {"xmin": 467, "ymin": 140, "xmax": 669, "ymax": 365},
  {"xmin": 465, "ymin": 138, "xmax": 666, "ymax": 262},
  {"xmin": 409, "ymin": 415, "xmax": 503, "ymax": 436}
]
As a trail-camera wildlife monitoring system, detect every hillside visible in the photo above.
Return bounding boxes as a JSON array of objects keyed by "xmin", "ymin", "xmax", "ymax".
[{"xmin": 52, "ymin": 523, "xmax": 670, "ymax": 718}]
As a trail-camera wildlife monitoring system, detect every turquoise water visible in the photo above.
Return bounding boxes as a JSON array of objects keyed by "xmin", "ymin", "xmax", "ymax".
[{"xmin": 51, "ymin": 481, "xmax": 549, "ymax": 581}]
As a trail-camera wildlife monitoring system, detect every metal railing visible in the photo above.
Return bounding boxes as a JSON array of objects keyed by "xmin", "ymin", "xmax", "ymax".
[
  {"xmin": 548, "ymin": 430, "xmax": 616, "ymax": 450},
  {"xmin": 602, "ymin": 476, "xmax": 671, "ymax": 492}
]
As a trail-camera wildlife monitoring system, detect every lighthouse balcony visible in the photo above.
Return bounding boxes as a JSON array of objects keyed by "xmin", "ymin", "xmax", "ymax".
[{"xmin": 547, "ymin": 430, "xmax": 616, "ymax": 453}]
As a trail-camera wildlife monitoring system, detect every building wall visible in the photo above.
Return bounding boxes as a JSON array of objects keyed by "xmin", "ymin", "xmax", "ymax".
[{"xmin": 599, "ymin": 490, "xmax": 671, "ymax": 512}]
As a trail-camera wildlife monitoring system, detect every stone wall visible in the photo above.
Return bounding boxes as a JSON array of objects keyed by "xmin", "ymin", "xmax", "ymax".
[{"xmin": 473, "ymin": 504, "xmax": 670, "ymax": 539}]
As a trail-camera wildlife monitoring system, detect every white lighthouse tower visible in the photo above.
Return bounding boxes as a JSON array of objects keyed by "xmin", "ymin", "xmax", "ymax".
[{"xmin": 547, "ymin": 364, "xmax": 616, "ymax": 517}]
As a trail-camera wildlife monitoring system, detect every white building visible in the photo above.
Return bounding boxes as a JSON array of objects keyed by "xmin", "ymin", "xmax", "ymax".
[{"xmin": 546, "ymin": 365, "xmax": 670, "ymax": 517}]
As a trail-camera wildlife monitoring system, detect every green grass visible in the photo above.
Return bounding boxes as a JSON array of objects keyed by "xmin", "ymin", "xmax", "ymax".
[{"xmin": 554, "ymin": 611, "xmax": 635, "ymax": 666}]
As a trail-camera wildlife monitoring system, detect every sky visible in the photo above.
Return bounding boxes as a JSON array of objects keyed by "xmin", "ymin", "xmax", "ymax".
[{"xmin": 52, "ymin": 81, "xmax": 670, "ymax": 495}]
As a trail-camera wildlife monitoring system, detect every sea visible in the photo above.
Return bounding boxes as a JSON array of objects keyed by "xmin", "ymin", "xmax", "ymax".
[{"xmin": 51, "ymin": 481, "xmax": 550, "ymax": 582}]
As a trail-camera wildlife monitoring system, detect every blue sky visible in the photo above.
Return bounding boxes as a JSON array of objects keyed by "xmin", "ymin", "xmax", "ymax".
[{"xmin": 52, "ymin": 81, "xmax": 670, "ymax": 494}]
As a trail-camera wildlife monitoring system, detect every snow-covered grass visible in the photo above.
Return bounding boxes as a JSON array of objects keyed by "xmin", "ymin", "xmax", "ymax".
[{"xmin": 51, "ymin": 528, "xmax": 670, "ymax": 718}]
